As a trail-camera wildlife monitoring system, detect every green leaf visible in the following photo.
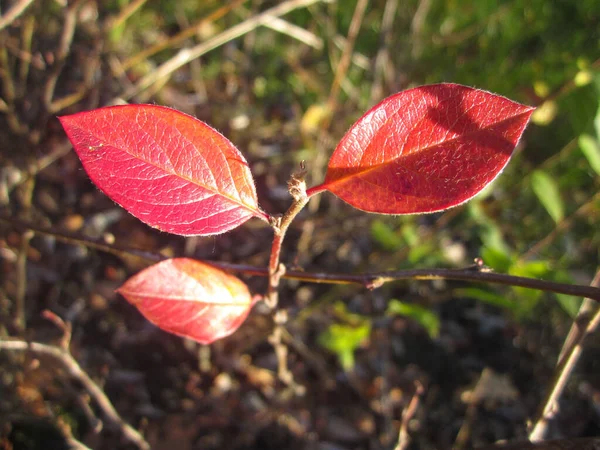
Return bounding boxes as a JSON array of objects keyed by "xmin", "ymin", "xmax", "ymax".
[
  {"xmin": 531, "ymin": 170, "xmax": 564, "ymax": 223},
  {"xmin": 401, "ymin": 222, "xmax": 419, "ymax": 247},
  {"xmin": 468, "ymin": 201, "xmax": 513, "ymax": 268},
  {"xmin": 332, "ymin": 301, "xmax": 370, "ymax": 325},
  {"xmin": 555, "ymin": 294, "xmax": 582, "ymax": 318},
  {"xmin": 552, "ymin": 270, "xmax": 582, "ymax": 318},
  {"xmin": 595, "ymin": 102, "xmax": 600, "ymax": 140},
  {"xmin": 508, "ymin": 261, "xmax": 550, "ymax": 317},
  {"xmin": 480, "ymin": 246, "xmax": 513, "ymax": 273},
  {"xmin": 318, "ymin": 323, "xmax": 371, "ymax": 371},
  {"xmin": 455, "ymin": 287, "xmax": 516, "ymax": 311},
  {"xmin": 386, "ymin": 300, "xmax": 440, "ymax": 338},
  {"xmin": 579, "ymin": 134, "xmax": 600, "ymax": 175},
  {"xmin": 370, "ymin": 220, "xmax": 402, "ymax": 251}
]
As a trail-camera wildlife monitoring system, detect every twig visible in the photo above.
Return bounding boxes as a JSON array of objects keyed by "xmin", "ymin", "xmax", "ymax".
[
  {"xmin": 268, "ymin": 309, "xmax": 305, "ymax": 395},
  {"xmin": 43, "ymin": 0, "xmax": 78, "ymax": 111},
  {"xmin": 119, "ymin": 0, "xmax": 326, "ymax": 101},
  {"xmin": 3, "ymin": 142, "xmax": 72, "ymax": 197},
  {"xmin": 65, "ymin": 436, "xmax": 93, "ymax": 450},
  {"xmin": 0, "ymin": 42, "xmax": 29, "ymax": 134},
  {"xmin": 14, "ymin": 229, "xmax": 32, "ymax": 334},
  {"xmin": 394, "ymin": 381, "xmax": 424, "ymax": 450},
  {"xmin": 331, "ymin": 35, "xmax": 371, "ymax": 70},
  {"xmin": 104, "ymin": 0, "xmax": 147, "ymax": 33},
  {"xmin": 0, "ymin": 339, "xmax": 150, "ymax": 450},
  {"xmin": 42, "ymin": 309, "xmax": 72, "ymax": 350},
  {"xmin": 17, "ymin": 14, "xmax": 35, "ymax": 98},
  {"xmin": 528, "ymin": 270, "xmax": 600, "ymax": 442},
  {"xmin": 475, "ymin": 437, "xmax": 600, "ymax": 449},
  {"xmin": 0, "ymin": 44, "xmax": 15, "ymax": 102},
  {"xmin": 0, "ymin": 0, "xmax": 35, "ymax": 31},
  {"xmin": 266, "ymin": 163, "xmax": 309, "ymax": 309},
  {"xmin": 3, "ymin": 215, "xmax": 600, "ymax": 302},
  {"xmin": 265, "ymin": 164, "xmax": 310, "ymax": 393}
]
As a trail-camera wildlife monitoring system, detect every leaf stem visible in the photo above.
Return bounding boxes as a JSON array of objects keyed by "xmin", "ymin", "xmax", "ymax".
[{"xmin": 305, "ymin": 184, "xmax": 327, "ymax": 198}]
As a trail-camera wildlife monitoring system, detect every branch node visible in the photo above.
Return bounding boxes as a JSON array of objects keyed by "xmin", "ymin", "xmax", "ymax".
[
  {"xmin": 269, "ymin": 214, "xmax": 282, "ymax": 233},
  {"xmin": 288, "ymin": 163, "xmax": 308, "ymax": 202},
  {"xmin": 366, "ymin": 277, "xmax": 384, "ymax": 290}
]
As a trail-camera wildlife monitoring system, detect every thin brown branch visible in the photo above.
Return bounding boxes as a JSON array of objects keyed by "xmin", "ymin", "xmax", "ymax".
[
  {"xmin": 528, "ymin": 270, "xmax": 600, "ymax": 442},
  {"xmin": 17, "ymin": 14, "xmax": 35, "ymax": 97},
  {"xmin": 266, "ymin": 163, "xmax": 309, "ymax": 309},
  {"xmin": 3, "ymin": 215, "xmax": 600, "ymax": 302},
  {"xmin": 0, "ymin": 339, "xmax": 150, "ymax": 450},
  {"xmin": 265, "ymin": 164, "xmax": 309, "ymax": 393},
  {"xmin": 0, "ymin": 0, "xmax": 35, "ymax": 31},
  {"xmin": 14, "ymin": 229, "xmax": 33, "ymax": 334},
  {"xmin": 43, "ymin": 1, "xmax": 78, "ymax": 111},
  {"xmin": 0, "ymin": 43, "xmax": 17, "ymax": 104},
  {"xmin": 475, "ymin": 437, "xmax": 600, "ymax": 450},
  {"xmin": 395, "ymin": 381, "xmax": 424, "ymax": 450}
]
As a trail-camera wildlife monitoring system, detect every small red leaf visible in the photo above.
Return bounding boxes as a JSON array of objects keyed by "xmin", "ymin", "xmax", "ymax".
[
  {"xmin": 59, "ymin": 105, "xmax": 267, "ymax": 236},
  {"xmin": 117, "ymin": 258, "xmax": 254, "ymax": 344},
  {"xmin": 307, "ymin": 83, "xmax": 535, "ymax": 214}
]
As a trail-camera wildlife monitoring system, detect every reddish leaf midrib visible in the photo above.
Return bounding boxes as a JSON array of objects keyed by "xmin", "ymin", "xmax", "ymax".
[
  {"xmin": 312, "ymin": 108, "xmax": 534, "ymax": 194},
  {"xmin": 75, "ymin": 124, "xmax": 263, "ymax": 219}
]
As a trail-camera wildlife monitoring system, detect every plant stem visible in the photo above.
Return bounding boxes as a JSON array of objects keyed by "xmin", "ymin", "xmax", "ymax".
[
  {"xmin": 4, "ymin": 215, "xmax": 600, "ymax": 302},
  {"xmin": 265, "ymin": 164, "xmax": 309, "ymax": 309},
  {"xmin": 529, "ymin": 270, "xmax": 600, "ymax": 441},
  {"xmin": 263, "ymin": 164, "xmax": 310, "ymax": 393}
]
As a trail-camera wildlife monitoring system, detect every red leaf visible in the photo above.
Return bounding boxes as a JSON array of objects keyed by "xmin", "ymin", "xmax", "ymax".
[
  {"xmin": 59, "ymin": 105, "xmax": 268, "ymax": 236},
  {"xmin": 117, "ymin": 258, "xmax": 254, "ymax": 344},
  {"xmin": 307, "ymin": 83, "xmax": 535, "ymax": 214}
]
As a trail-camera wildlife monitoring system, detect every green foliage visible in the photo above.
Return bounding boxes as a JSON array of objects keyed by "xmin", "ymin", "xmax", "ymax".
[
  {"xmin": 455, "ymin": 287, "xmax": 516, "ymax": 311},
  {"xmin": 579, "ymin": 134, "xmax": 600, "ymax": 176},
  {"xmin": 318, "ymin": 302, "xmax": 372, "ymax": 371},
  {"xmin": 416, "ymin": 0, "xmax": 599, "ymax": 96},
  {"xmin": 386, "ymin": 300, "xmax": 440, "ymax": 338},
  {"xmin": 531, "ymin": 170, "xmax": 564, "ymax": 224},
  {"xmin": 370, "ymin": 220, "xmax": 403, "ymax": 252},
  {"xmin": 552, "ymin": 270, "xmax": 583, "ymax": 318}
]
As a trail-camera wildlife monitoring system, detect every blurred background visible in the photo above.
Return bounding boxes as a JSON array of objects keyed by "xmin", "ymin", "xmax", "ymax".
[{"xmin": 1, "ymin": 1, "xmax": 599, "ymax": 449}]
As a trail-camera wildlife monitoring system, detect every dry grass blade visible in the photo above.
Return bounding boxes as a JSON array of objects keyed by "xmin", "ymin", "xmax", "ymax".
[
  {"xmin": 263, "ymin": 15, "xmax": 323, "ymax": 49},
  {"xmin": 119, "ymin": 0, "xmax": 326, "ymax": 101},
  {"xmin": 0, "ymin": 0, "xmax": 35, "ymax": 31},
  {"xmin": 121, "ymin": 0, "xmax": 247, "ymax": 70}
]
